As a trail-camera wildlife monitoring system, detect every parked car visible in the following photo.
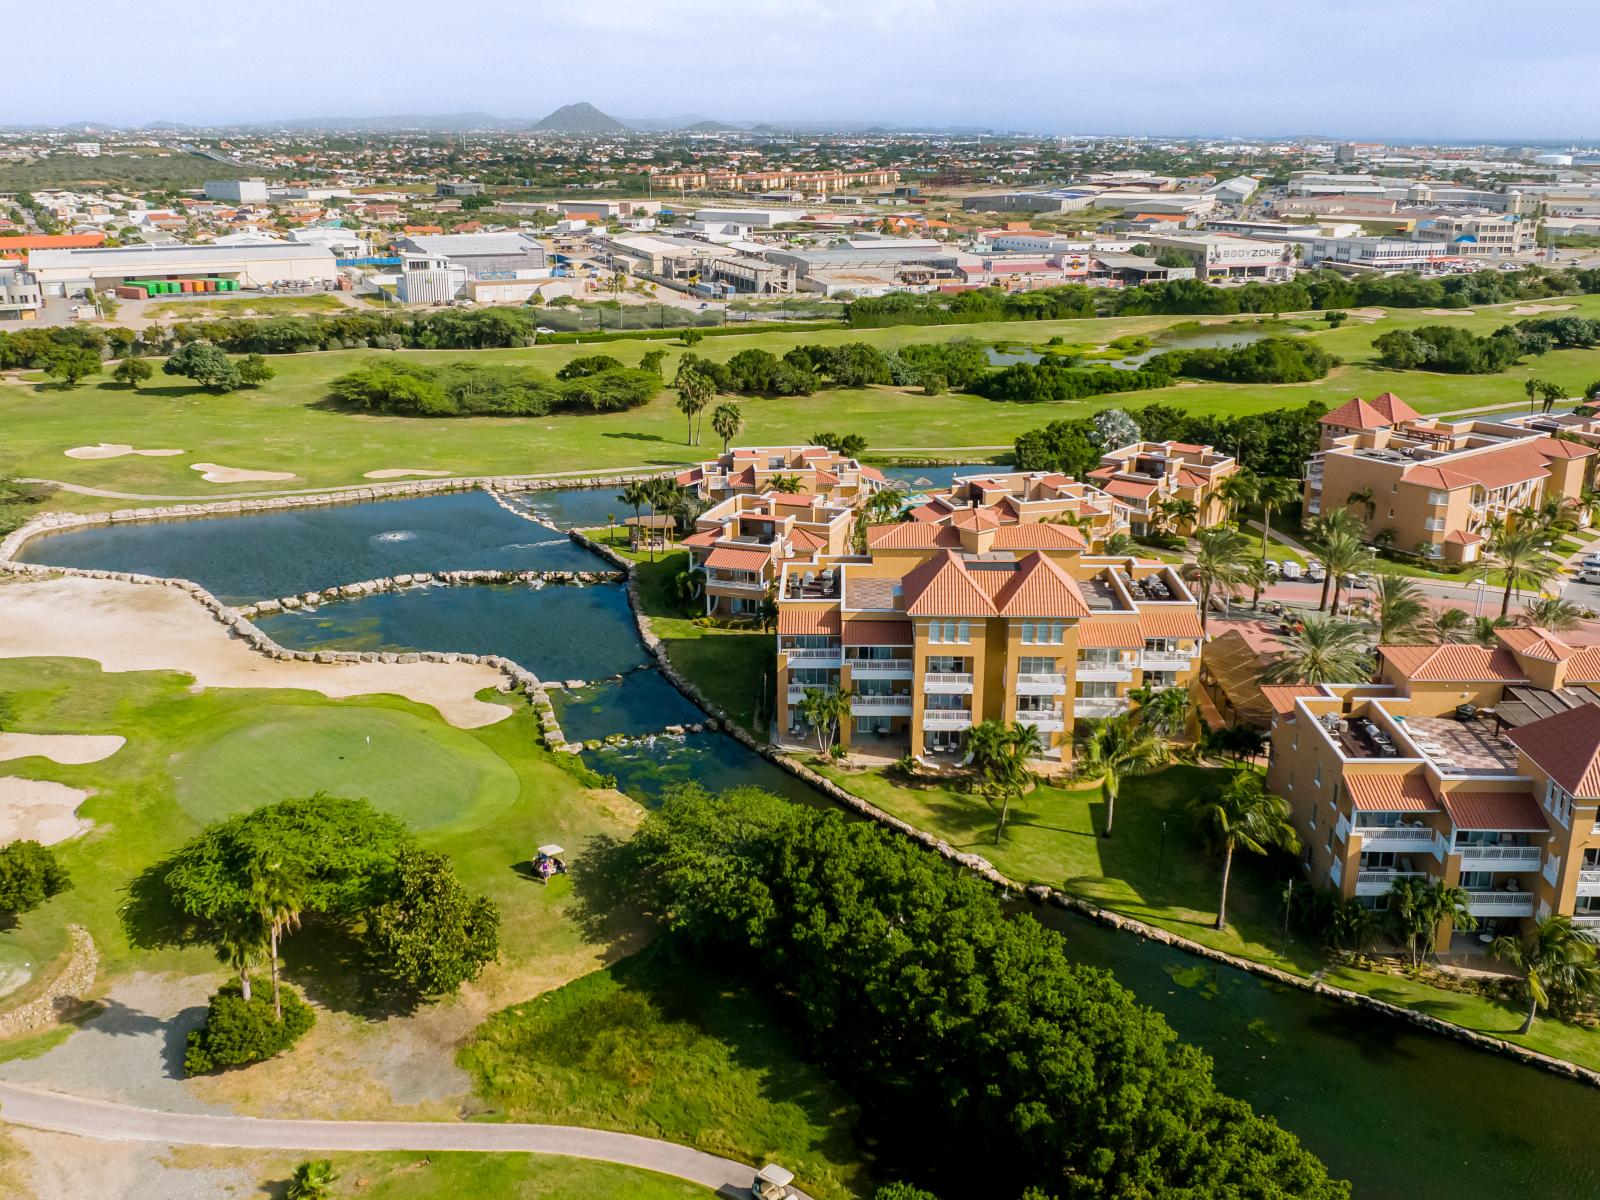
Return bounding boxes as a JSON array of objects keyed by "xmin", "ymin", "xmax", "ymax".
[
  {"xmin": 1580, "ymin": 551, "xmax": 1600, "ymax": 571},
  {"xmin": 1579, "ymin": 566, "xmax": 1600, "ymax": 585}
]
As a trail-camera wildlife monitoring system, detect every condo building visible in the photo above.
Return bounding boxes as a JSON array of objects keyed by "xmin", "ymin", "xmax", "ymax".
[
  {"xmin": 906, "ymin": 470, "xmax": 1133, "ymax": 550},
  {"xmin": 1086, "ymin": 440, "xmax": 1239, "ymax": 536},
  {"xmin": 1265, "ymin": 627, "xmax": 1600, "ymax": 950},
  {"xmin": 681, "ymin": 491, "xmax": 855, "ymax": 618},
  {"xmin": 774, "ymin": 516, "xmax": 1203, "ymax": 766},
  {"xmin": 1304, "ymin": 394, "xmax": 1594, "ymax": 564},
  {"xmin": 676, "ymin": 445, "xmax": 886, "ymax": 506}
]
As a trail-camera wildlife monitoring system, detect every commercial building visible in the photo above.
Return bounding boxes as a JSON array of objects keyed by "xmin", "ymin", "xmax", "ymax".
[
  {"xmin": 393, "ymin": 232, "xmax": 550, "ymax": 302},
  {"xmin": 677, "ymin": 445, "xmax": 886, "ymax": 506},
  {"xmin": 436, "ymin": 181, "xmax": 485, "ymax": 197},
  {"xmin": 0, "ymin": 263, "xmax": 42, "ymax": 319},
  {"xmin": 204, "ymin": 179, "xmax": 270, "ymax": 204},
  {"xmin": 1304, "ymin": 395, "xmax": 1594, "ymax": 563},
  {"xmin": 1300, "ymin": 236, "xmax": 1461, "ymax": 270},
  {"xmin": 758, "ymin": 242, "xmax": 967, "ymax": 296},
  {"xmin": 961, "ymin": 189, "xmax": 1100, "ymax": 214},
  {"xmin": 906, "ymin": 470, "xmax": 1133, "ymax": 550},
  {"xmin": 680, "ymin": 492, "xmax": 856, "ymax": 618},
  {"xmin": 25, "ymin": 242, "xmax": 338, "ymax": 295},
  {"xmin": 773, "ymin": 528, "xmax": 1203, "ymax": 765},
  {"xmin": 1140, "ymin": 232, "xmax": 1294, "ymax": 281},
  {"xmin": 1086, "ymin": 440, "xmax": 1239, "ymax": 536},
  {"xmin": 1411, "ymin": 213, "xmax": 1537, "ymax": 256},
  {"xmin": 1264, "ymin": 631, "xmax": 1600, "ymax": 949}
]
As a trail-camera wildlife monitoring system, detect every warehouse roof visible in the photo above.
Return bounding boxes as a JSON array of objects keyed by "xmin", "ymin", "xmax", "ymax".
[
  {"xmin": 28, "ymin": 242, "xmax": 335, "ymax": 269},
  {"xmin": 399, "ymin": 233, "xmax": 544, "ymax": 257}
]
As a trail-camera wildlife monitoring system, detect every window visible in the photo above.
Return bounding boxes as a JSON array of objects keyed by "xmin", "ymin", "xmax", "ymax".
[
  {"xmin": 1545, "ymin": 779, "xmax": 1574, "ymax": 828},
  {"xmin": 1424, "ymin": 517, "xmax": 1444, "ymax": 532},
  {"xmin": 928, "ymin": 620, "xmax": 970, "ymax": 644},
  {"xmin": 1021, "ymin": 655, "xmax": 1059, "ymax": 674},
  {"xmin": 1313, "ymin": 762, "xmax": 1322, "ymax": 787},
  {"xmin": 1427, "ymin": 490, "xmax": 1448, "ymax": 506}
]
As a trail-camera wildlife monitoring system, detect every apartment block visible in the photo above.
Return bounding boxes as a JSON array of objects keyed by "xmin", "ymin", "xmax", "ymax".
[
  {"xmin": 681, "ymin": 492, "xmax": 855, "ymax": 618},
  {"xmin": 1305, "ymin": 394, "xmax": 1594, "ymax": 563},
  {"xmin": 774, "ymin": 517, "xmax": 1202, "ymax": 766},
  {"xmin": 1265, "ymin": 629, "xmax": 1600, "ymax": 950},
  {"xmin": 1087, "ymin": 440, "xmax": 1238, "ymax": 536},
  {"xmin": 906, "ymin": 470, "xmax": 1132, "ymax": 550},
  {"xmin": 677, "ymin": 445, "xmax": 886, "ymax": 506}
]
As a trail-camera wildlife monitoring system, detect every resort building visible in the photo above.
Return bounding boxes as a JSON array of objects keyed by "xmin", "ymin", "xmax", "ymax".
[
  {"xmin": 773, "ymin": 517, "xmax": 1203, "ymax": 766},
  {"xmin": 904, "ymin": 470, "xmax": 1133, "ymax": 550},
  {"xmin": 1264, "ymin": 628, "xmax": 1600, "ymax": 950},
  {"xmin": 676, "ymin": 445, "xmax": 887, "ymax": 507},
  {"xmin": 1086, "ymin": 440, "xmax": 1239, "ymax": 536},
  {"xmin": 1304, "ymin": 395, "xmax": 1594, "ymax": 564},
  {"xmin": 680, "ymin": 492, "xmax": 856, "ymax": 618}
]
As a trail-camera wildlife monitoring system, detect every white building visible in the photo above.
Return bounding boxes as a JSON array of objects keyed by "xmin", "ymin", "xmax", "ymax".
[
  {"xmin": 0, "ymin": 264, "xmax": 43, "ymax": 320},
  {"xmin": 204, "ymin": 179, "xmax": 271, "ymax": 204},
  {"xmin": 1300, "ymin": 236, "xmax": 1460, "ymax": 270},
  {"xmin": 1141, "ymin": 232, "xmax": 1294, "ymax": 281},
  {"xmin": 691, "ymin": 208, "xmax": 799, "ymax": 228},
  {"xmin": 26, "ymin": 242, "xmax": 338, "ymax": 295}
]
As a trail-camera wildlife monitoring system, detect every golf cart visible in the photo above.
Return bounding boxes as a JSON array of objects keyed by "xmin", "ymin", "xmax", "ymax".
[
  {"xmin": 533, "ymin": 844, "xmax": 567, "ymax": 883},
  {"xmin": 753, "ymin": 1164, "xmax": 796, "ymax": 1199}
]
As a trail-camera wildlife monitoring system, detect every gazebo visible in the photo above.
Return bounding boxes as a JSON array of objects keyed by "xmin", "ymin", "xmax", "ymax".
[{"xmin": 623, "ymin": 514, "xmax": 676, "ymax": 552}]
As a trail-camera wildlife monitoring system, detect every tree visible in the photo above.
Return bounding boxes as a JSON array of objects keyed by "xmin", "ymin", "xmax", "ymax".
[
  {"xmin": 1133, "ymin": 685, "xmax": 1190, "ymax": 738},
  {"xmin": 1189, "ymin": 770, "xmax": 1299, "ymax": 930},
  {"xmin": 1387, "ymin": 876, "xmax": 1475, "ymax": 968},
  {"xmin": 248, "ymin": 853, "xmax": 306, "ymax": 1022},
  {"xmin": 43, "ymin": 346, "xmax": 102, "ymax": 388},
  {"xmin": 798, "ymin": 687, "xmax": 852, "ymax": 755},
  {"xmin": 1540, "ymin": 380, "xmax": 1566, "ymax": 414},
  {"xmin": 236, "ymin": 353, "xmax": 275, "ymax": 387},
  {"xmin": 1427, "ymin": 607, "xmax": 1473, "ymax": 642},
  {"xmin": 1216, "ymin": 471, "xmax": 1259, "ymax": 525},
  {"xmin": 1158, "ymin": 496, "xmax": 1199, "ymax": 535},
  {"xmin": 287, "ymin": 1160, "xmax": 338, "ymax": 1200},
  {"xmin": 1075, "ymin": 714, "xmax": 1168, "ymax": 838},
  {"xmin": 1372, "ymin": 571, "xmax": 1427, "ymax": 642},
  {"xmin": 1473, "ymin": 526, "xmax": 1560, "ymax": 618},
  {"xmin": 811, "ymin": 430, "xmax": 869, "ymax": 458},
  {"xmin": 679, "ymin": 328, "xmax": 704, "ymax": 347},
  {"xmin": 1263, "ymin": 616, "xmax": 1371, "ymax": 684},
  {"xmin": 673, "ymin": 365, "xmax": 713, "ymax": 445},
  {"xmin": 183, "ymin": 977, "xmax": 315, "ymax": 1075},
  {"xmin": 769, "ymin": 473, "xmax": 803, "ymax": 494},
  {"xmin": 1345, "ymin": 486, "xmax": 1376, "ymax": 522},
  {"xmin": 1182, "ymin": 526, "xmax": 1253, "ymax": 632},
  {"xmin": 1317, "ymin": 530, "xmax": 1374, "ymax": 615},
  {"xmin": 618, "ymin": 479, "xmax": 651, "ymax": 529},
  {"xmin": 0, "ymin": 841, "xmax": 71, "ymax": 916},
  {"xmin": 710, "ymin": 401, "xmax": 744, "ymax": 452},
  {"xmin": 1521, "ymin": 595, "xmax": 1583, "ymax": 631},
  {"xmin": 967, "ymin": 720, "xmax": 1043, "ymax": 843},
  {"xmin": 1491, "ymin": 915, "xmax": 1600, "ymax": 1034},
  {"xmin": 1090, "ymin": 407, "xmax": 1140, "ymax": 450},
  {"xmin": 370, "ymin": 848, "xmax": 500, "ymax": 994},
  {"xmin": 163, "ymin": 342, "xmax": 242, "ymax": 392},
  {"xmin": 1524, "ymin": 376, "xmax": 1544, "ymax": 412},
  {"xmin": 111, "ymin": 356, "xmax": 154, "ymax": 389}
]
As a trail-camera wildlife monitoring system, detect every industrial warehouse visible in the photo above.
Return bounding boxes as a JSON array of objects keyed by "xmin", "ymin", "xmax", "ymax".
[{"xmin": 24, "ymin": 242, "xmax": 339, "ymax": 297}]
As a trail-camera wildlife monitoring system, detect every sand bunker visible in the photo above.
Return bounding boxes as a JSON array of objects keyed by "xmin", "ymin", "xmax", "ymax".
[
  {"xmin": 0, "ymin": 575, "xmax": 512, "ymax": 729},
  {"xmin": 0, "ymin": 777, "xmax": 93, "ymax": 845},
  {"xmin": 1422, "ymin": 307, "xmax": 1473, "ymax": 316},
  {"xmin": 1349, "ymin": 308, "xmax": 1387, "ymax": 319},
  {"xmin": 189, "ymin": 463, "xmax": 297, "ymax": 484},
  {"xmin": 1511, "ymin": 303, "xmax": 1575, "ymax": 316},
  {"xmin": 363, "ymin": 468, "xmax": 455, "ymax": 480},
  {"xmin": 65, "ymin": 444, "xmax": 184, "ymax": 461},
  {"xmin": 0, "ymin": 733, "xmax": 125, "ymax": 765}
]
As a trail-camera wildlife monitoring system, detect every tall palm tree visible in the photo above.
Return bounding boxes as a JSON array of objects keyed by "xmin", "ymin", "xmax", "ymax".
[
  {"xmin": 1521, "ymin": 595, "xmax": 1584, "ymax": 631},
  {"xmin": 1076, "ymin": 713, "xmax": 1168, "ymax": 838},
  {"xmin": 1491, "ymin": 915, "xmax": 1600, "ymax": 1034},
  {"xmin": 1471, "ymin": 615, "xmax": 1512, "ymax": 646},
  {"xmin": 1524, "ymin": 376, "xmax": 1544, "ymax": 413},
  {"xmin": 1473, "ymin": 526, "xmax": 1560, "ymax": 618},
  {"xmin": 1427, "ymin": 606, "xmax": 1473, "ymax": 643},
  {"xmin": 1346, "ymin": 486, "xmax": 1376, "ymax": 523},
  {"xmin": 798, "ymin": 686, "xmax": 852, "ymax": 755},
  {"xmin": 1217, "ymin": 471, "xmax": 1258, "ymax": 526},
  {"xmin": 1189, "ymin": 770, "xmax": 1299, "ymax": 930},
  {"xmin": 710, "ymin": 401, "xmax": 744, "ymax": 452},
  {"xmin": 1182, "ymin": 526, "xmax": 1253, "ymax": 632},
  {"xmin": 618, "ymin": 480, "xmax": 651, "ymax": 532},
  {"xmin": 1255, "ymin": 476, "xmax": 1300, "ymax": 559},
  {"xmin": 673, "ymin": 366, "xmax": 714, "ymax": 446},
  {"xmin": 1318, "ymin": 530, "xmax": 1375, "ymax": 614},
  {"xmin": 1540, "ymin": 379, "xmax": 1566, "ymax": 414},
  {"xmin": 1263, "ymin": 615, "xmax": 1372, "ymax": 684},
  {"xmin": 1372, "ymin": 571, "xmax": 1428, "ymax": 642},
  {"xmin": 968, "ymin": 720, "xmax": 1044, "ymax": 843},
  {"xmin": 1387, "ymin": 876, "xmax": 1475, "ymax": 968},
  {"xmin": 1158, "ymin": 497, "xmax": 1199, "ymax": 535},
  {"xmin": 249, "ymin": 855, "xmax": 306, "ymax": 1022},
  {"xmin": 217, "ymin": 910, "xmax": 267, "ymax": 1003},
  {"xmin": 1102, "ymin": 531, "xmax": 1135, "ymax": 557},
  {"xmin": 1131, "ymin": 684, "xmax": 1191, "ymax": 739}
]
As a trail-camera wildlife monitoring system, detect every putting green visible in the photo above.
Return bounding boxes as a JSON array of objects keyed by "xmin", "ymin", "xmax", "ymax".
[{"xmin": 172, "ymin": 705, "xmax": 520, "ymax": 831}]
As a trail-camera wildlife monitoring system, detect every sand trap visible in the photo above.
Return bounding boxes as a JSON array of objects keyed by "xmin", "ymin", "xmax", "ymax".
[
  {"xmin": 0, "ymin": 777, "xmax": 93, "ymax": 845},
  {"xmin": 0, "ymin": 575, "xmax": 512, "ymax": 729},
  {"xmin": 189, "ymin": 462, "xmax": 297, "ymax": 484},
  {"xmin": 65, "ymin": 444, "xmax": 184, "ymax": 461},
  {"xmin": 363, "ymin": 468, "xmax": 454, "ymax": 480},
  {"xmin": 0, "ymin": 733, "xmax": 125, "ymax": 765},
  {"xmin": 1348, "ymin": 307, "xmax": 1386, "ymax": 319},
  {"xmin": 1422, "ymin": 307, "xmax": 1473, "ymax": 316},
  {"xmin": 1510, "ymin": 303, "xmax": 1575, "ymax": 316}
]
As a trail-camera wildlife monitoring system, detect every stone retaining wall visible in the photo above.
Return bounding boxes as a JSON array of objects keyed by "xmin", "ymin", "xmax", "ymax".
[
  {"xmin": 0, "ymin": 926, "xmax": 97, "ymax": 1038},
  {"xmin": 235, "ymin": 568, "xmax": 623, "ymax": 620},
  {"xmin": 566, "ymin": 528, "xmax": 1600, "ymax": 1092}
]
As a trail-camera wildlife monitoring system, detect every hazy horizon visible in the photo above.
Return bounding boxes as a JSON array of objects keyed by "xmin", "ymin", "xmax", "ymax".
[{"xmin": 12, "ymin": 0, "xmax": 1600, "ymax": 142}]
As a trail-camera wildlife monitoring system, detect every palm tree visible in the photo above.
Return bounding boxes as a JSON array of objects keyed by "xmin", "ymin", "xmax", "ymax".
[
  {"xmin": 1373, "ymin": 571, "xmax": 1428, "ymax": 642},
  {"xmin": 1491, "ymin": 915, "xmax": 1600, "ymax": 1034},
  {"xmin": 1540, "ymin": 379, "xmax": 1566, "ymax": 414},
  {"xmin": 1158, "ymin": 497, "xmax": 1199, "ymax": 535},
  {"xmin": 1524, "ymin": 376, "xmax": 1544, "ymax": 413},
  {"xmin": 1318, "ymin": 530, "xmax": 1375, "ymax": 614},
  {"xmin": 1387, "ymin": 876, "xmax": 1475, "ymax": 968},
  {"xmin": 710, "ymin": 401, "xmax": 744, "ymax": 453},
  {"xmin": 1346, "ymin": 486, "xmax": 1376, "ymax": 523},
  {"xmin": 798, "ymin": 686, "xmax": 852, "ymax": 755},
  {"xmin": 673, "ymin": 366, "xmax": 714, "ymax": 446},
  {"xmin": 1102, "ymin": 531, "xmax": 1135, "ymax": 557},
  {"xmin": 968, "ymin": 720, "xmax": 1044, "ymax": 843},
  {"xmin": 865, "ymin": 487, "xmax": 906, "ymax": 524},
  {"xmin": 1473, "ymin": 526, "xmax": 1560, "ymax": 618},
  {"xmin": 1255, "ymin": 475, "xmax": 1299, "ymax": 559},
  {"xmin": 287, "ymin": 1160, "xmax": 338, "ymax": 1200},
  {"xmin": 1521, "ymin": 595, "xmax": 1584, "ymax": 631},
  {"xmin": 1217, "ymin": 471, "xmax": 1258, "ymax": 526},
  {"xmin": 1182, "ymin": 526, "xmax": 1253, "ymax": 632},
  {"xmin": 618, "ymin": 480, "xmax": 651, "ymax": 534},
  {"xmin": 1132, "ymin": 685, "xmax": 1191, "ymax": 738},
  {"xmin": 1471, "ymin": 615, "xmax": 1512, "ymax": 646},
  {"xmin": 1427, "ymin": 606, "xmax": 1473, "ymax": 642},
  {"xmin": 1263, "ymin": 615, "xmax": 1371, "ymax": 684},
  {"xmin": 216, "ymin": 910, "xmax": 267, "ymax": 1003},
  {"xmin": 1076, "ymin": 713, "xmax": 1168, "ymax": 838},
  {"xmin": 249, "ymin": 854, "xmax": 306, "ymax": 1022},
  {"xmin": 1189, "ymin": 770, "xmax": 1299, "ymax": 930},
  {"xmin": 769, "ymin": 473, "xmax": 803, "ymax": 494}
]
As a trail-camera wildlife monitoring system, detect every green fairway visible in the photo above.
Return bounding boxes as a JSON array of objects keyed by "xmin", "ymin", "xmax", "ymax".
[
  {"xmin": 7, "ymin": 295, "xmax": 1600, "ymax": 507},
  {"xmin": 266, "ymin": 1152, "xmax": 716, "ymax": 1198},
  {"xmin": 171, "ymin": 705, "xmax": 521, "ymax": 830}
]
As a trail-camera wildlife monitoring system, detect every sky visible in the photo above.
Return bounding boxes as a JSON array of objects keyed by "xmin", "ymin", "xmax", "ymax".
[{"xmin": 10, "ymin": 0, "xmax": 1599, "ymax": 141}]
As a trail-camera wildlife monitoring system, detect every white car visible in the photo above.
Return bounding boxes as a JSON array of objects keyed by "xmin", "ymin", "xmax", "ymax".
[
  {"xmin": 1579, "ymin": 566, "xmax": 1600, "ymax": 586},
  {"xmin": 1581, "ymin": 551, "xmax": 1600, "ymax": 570}
]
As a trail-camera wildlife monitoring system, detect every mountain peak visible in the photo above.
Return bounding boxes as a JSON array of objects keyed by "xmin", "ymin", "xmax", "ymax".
[{"xmin": 532, "ymin": 102, "xmax": 626, "ymax": 134}]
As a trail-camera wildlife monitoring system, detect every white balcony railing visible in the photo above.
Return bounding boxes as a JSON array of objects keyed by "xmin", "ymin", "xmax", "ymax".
[
  {"xmin": 1353, "ymin": 825, "xmax": 1446, "ymax": 860},
  {"xmin": 1074, "ymin": 698, "xmax": 1127, "ymax": 718},
  {"xmin": 1018, "ymin": 712, "xmax": 1065, "ymax": 733},
  {"xmin": 706, "ymin": 577, "xmax": 766, "ymax": 594},
  {"xmin": 1140, "ymin": 652, "xmax": 1193, "ymax": 672},
  {"xmin": 922, "ymin": 710, "xmax": 973, "ymax": 731},
  {"xmin": 924, "ymin": 672, "xmax": 975, "ymax": 693},
  {"xmin": 1070, "ymin": 664, "xmax": 1129, "ymax": 684},
  {"xmin": 1455, "ymin": 845, "xmax": 1541, "ymax": 870},
  {"xmin": 784, "ymin": 646, "xmax": 842, "ymax": 664},
  {"xmin": 1019, "ymin": 671, "xmax": 1071, "ymax": 692},
  {"xmin": 847, "ymin": 661, "xmax": 914, "ymax": 679},
  {"xmin": 1466, "ymin": 890, "xmax": 1535, "ymax": 916},
  {"xmin": 1355, "ymin": 869, "xmax": 1427, "ymax": 896},
  {"xmin": 1578, "ymin": 868, "xmax": 1600, "ymax": 897},
  {"xmin": 1574, "ymin": 914, "xmax": 1600, "ymax": 929},
  {"xmin": 851, "ymin": 695, "xmax": 912, "ymax": 714}
]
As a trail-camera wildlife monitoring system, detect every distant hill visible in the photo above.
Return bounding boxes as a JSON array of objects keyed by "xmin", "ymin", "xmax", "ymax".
[{"xmin": 533, "ymin": 102, "xmax": 626, "ymax": 134}]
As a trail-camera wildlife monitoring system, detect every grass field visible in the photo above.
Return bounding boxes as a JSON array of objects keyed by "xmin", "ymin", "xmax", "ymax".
[
  {"xmin": 264, "ymin": 1153, "xmax": 715, "ymax": 1198},
  {"xmin": 144, "ymin": 293, "xmax": 347, "ymax": 319},
  {"xmin": 6, "ymin": 295, "xmax": 1600, "ymax": 507},
  {"xmin": 461, "ymin": 942, "xmax": 871, "ymax": 1200}
]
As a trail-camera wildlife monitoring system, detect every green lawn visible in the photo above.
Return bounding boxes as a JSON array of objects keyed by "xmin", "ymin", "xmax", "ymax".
[
  {"xmin": 266, "ymin": 1152, "xmax": 714, "ymax": 1199},
  {"xmin": 144, "ymin": 293, "xmax": 346, "ymax": 319},
  {"xmin": 461, "ymin": 942, "xmax": 872, "ymax": 1200},
  {"xmin": 8, "ymin": 296, "xmax": 1600, "ymax": 507}
]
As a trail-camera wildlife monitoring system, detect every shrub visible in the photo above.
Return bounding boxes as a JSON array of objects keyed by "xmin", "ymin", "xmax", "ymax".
[
  {"xmin": 0, "ymin": 840, "xmax": 71, "ymax": 915},
  {"xmin": 183, "ymin": 978, "xmax": 315, "ymax": 1074}
]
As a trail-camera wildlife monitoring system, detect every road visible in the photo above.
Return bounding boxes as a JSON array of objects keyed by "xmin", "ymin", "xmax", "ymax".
[{"xmin": 0, "ymin": 1081, "xmax": 795, "ymax": 1197}]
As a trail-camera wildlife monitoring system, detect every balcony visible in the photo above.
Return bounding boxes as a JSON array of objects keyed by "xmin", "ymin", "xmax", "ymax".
[
  {"xmin": 1140, "ymin": 651, "xmax": 1193, "ymax": 672},
  {"xmin": 1074, "ymin": 697, "xmax": 1127, "ymax": 719},
  {"xmin": 1575, "ymin": 914, "xmax": 1600, "ymax": 929},
  {"xmin": 1355, "ymin": 869, "xmax": 1427, "ymax": 897},
  {"xmin": 1019, "ymin": 671, "xmax": 1071, "ymax": 693},
  {"xmin": 1352, "ymin": 825, "xmax": 1445, "ymax": 858},
  {"xmin": 847, "ymin": 660, "xmax": 913, "ymax": 680},
  {"xmin": 1465, "ymin": 890, "xmax": 1535, "ymax": 918},
  {"xmin": 924, "ymin": 672, "xmax": 975, "ymax": 694},
  {"xmin": 1070, "ymin": 663, "xmax": 1129, "ymax": 684},
  {"xmin": 1017, "ymin": 710, "xmax": 1065, "ymax": 733},
  {"xmin": 1455, "ymin": 845, "xmax": 1541, "ymax": 872},
  {"xmin": 852, "ymin": 694, "xmax": 912, "ymax": 715},
  {"xmin": 922, "ymin": 709, "xmax": 973, "ymax": 731},
  {"xmin": 705, "ymin": 575, "xmax": 766, "ymax": 595},
  {"xmin": 784, "ymin": 646, "xmax": 842, "ymax": 666},
  {"xmin": 1578, "ymin": 868, "xmax": 1600, "ymax": 897},
  {"xmin": 786, "ymin": 687, "xmax": 836, "ymax": 706}
]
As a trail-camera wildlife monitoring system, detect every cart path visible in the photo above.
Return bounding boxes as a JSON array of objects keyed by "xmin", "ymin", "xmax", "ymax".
[{"xmin": 0, "ymin": 1080, "xmax": 804, "ymax": 1196}]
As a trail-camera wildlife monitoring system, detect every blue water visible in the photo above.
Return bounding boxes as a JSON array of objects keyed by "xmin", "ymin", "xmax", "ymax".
[
  {"xmin": 876, "ymin": 462, "xmax": 1008, "ymax": 491},
  {"xmin": 583, "ymin": 731, "xmax": 823, "ymax": 807},
  {"xmin": 551, "ymin": 669, "xmax": 706, "ymax": 742},
  {"xmin": 520, "ymin": 486, "xmax": 641, "ymax": 532},
  {"xmin": 17, "ymin": 490, "xmax": 598, "ymax": 604}
]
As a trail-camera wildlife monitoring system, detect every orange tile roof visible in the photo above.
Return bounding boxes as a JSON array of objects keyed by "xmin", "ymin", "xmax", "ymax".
[
  {"xmin": 1401, "ymin": 464, "xmax": 1479, "ymax": 491},
  {"xmin": 1076, "ymin": 617, "xmax": 1144, "ymax": 648},
  {"xmin": 990, "ymin": 524, "xmax": 1088, "ymax": 550},
  {"xmin": 778, "ymin": 607, "xmax": 840, "ymax": 636},
  {"xmin": 1321, "ymin": 397, "xmax": 1389, "ymax": 430},
  {"xmin": 989, "ymin": 554, "xmax": 1092, "ymax": 618},
  {"xmin": 1103, "ymin": 478, "xmax": 1159, "ymax": 501},
  {"xmin": 1378, "ymin": 644, "xmax": 1527, "ymax": 683},
  {"xmin": 1345, "ymin": 773, "xmax": 1440, "ymax": 812},
  {"xmin": 1533, "ymin": 436, "xmax": 1595, "ymax": 461},
  {"xmin": 1495, "ymin": 625, "xmax": 1573, "ymax": 662},
  {"xmin": 1174, "ymin": 468, "xmax": 1209, "ymax": 489},
  {"xmin": 4, "ymin": 232, "xmax": 104, "ymax": 253},
  {"xmin": 1369, "ymin": 391, "xmax": 1421, "ymax": 424},
  {"xmin": 1138, "ymin": 608, "xmax": 1203, "ymax": 639},
  {"xmin": 841, "ymin": 619, "xmax": 913, "ymax": 646},
  {"xmin": 1505, "ymin": 705, "xmax": 1600, "ymax": 797},
  {"xmin": 949, "ymin": 507, "xmax": 1002, "ymax": 532},
  {"xmin": 681, "ymin": 528, "xmax": 720, "ymax": 547},
  {"xmin": 1260, "ymin": 684, "xmax": 1325, "ymax": 716},
  {"xmin": 867, "ymin": 523, "xmax": 961, "ymax": 550},
  {"xmin": 704, "ymin": 546, "xmax": 772, "ymax": 571},
  {"xmin": 786, "ymin": 526, "xmax": 827, "ymax": 552},
  {"xmin": 901, "ymin": 552, "xmax": 998, "ymax": 616},
  {"xmin": 1439, "ymin": 790, "xmax": 1548, "ymax": 832},
  {"xmin": 1447, "ymin": 444, "xmax": 1551, "ymax": 491},
  {"xmin": 858, "ymin": 465, "xmax": 887, "ymax": 483},
  {"xmin": 1443, "ymin": 529, "xmax": 1483, "ymax": 545}
]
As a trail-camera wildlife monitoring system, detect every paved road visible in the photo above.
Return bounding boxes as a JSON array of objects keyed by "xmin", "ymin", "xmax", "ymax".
[{"xmin": 0, "ymin": 1081, "xmax": 790, "ymax": 1197}]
